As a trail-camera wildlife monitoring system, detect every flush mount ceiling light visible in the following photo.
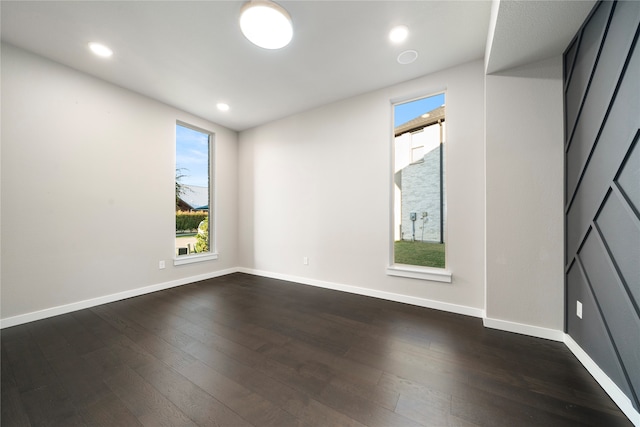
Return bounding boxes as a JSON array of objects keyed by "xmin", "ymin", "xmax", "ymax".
[
  {"xmin": 389, "ymin": 25, "xmax": 409, "ymax": 43},
  {"xmin": 240, "ymin": 0, "xmax": 293, "ymax": 49},
  {"xmin": 217, "ymin": 103, "xmax": 230, "ymax": 111},
  {"xmin": 88, "ymin": 42, "xmax": 113, "ymax": 58}
]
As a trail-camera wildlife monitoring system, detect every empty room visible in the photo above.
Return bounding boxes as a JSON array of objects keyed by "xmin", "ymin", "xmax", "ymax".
[{"xmin": 1, "ymin": 0, "xmax": 638, "ymax": 426}]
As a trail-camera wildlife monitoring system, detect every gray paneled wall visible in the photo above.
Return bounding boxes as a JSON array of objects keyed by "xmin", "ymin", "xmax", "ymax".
[{"xmin": 564, "ymin": 0, "xmax": 640, "ymax": 411}]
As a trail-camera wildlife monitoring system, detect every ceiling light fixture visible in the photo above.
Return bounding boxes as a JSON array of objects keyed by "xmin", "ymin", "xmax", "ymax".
[
  {"xmin": 217, "ymin": 103, "xmax": 230, "ymax": 111},
  {"xmin": 240, "ymin": 0, "xmax": 293, "ymax": 49},
  {"xmin": 88, "ymin": 42, "xmax": 113, "ymax": 58},
  {"xmin": 389, "ymin": 25, "xmax": 409, "ymax": 43}
]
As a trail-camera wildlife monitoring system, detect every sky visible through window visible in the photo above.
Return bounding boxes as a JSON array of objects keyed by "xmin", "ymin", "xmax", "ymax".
[
  {"xmin": 176, "ymin": 124, "xmax": 209, "ymax": 187},
  {"xmin": 394, "ymin": 93, "xmax": 445, "ymax": 127}
]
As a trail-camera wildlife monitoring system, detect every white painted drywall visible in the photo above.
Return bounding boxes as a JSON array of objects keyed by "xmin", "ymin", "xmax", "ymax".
[
  {"xmin": 238, "ymin": 60, "xmax": 485, "ymax": 311},
  {"xmin": 485, "ymin": 56, "xmax": 564, "ymax": 330},
  {"xmin": 1, "ymin": 43, "xmax": 565, "ymax": 334},
  {"xmin": 1, "ymin": 44, "xmax": 239, "ymax": 319}
]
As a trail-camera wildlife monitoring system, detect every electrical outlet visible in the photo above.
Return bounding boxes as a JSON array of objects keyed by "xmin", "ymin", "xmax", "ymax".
[
  {"xmin": 576, "ymin": 301, "xmax": 582, "ymax": 319},
  {"xmin": 303, "ymin": 256, "xmax": 309, "ymax": 265},
  {"xmin": 159, "ymin": 260, "xmax": 166, "ymax": 269}
]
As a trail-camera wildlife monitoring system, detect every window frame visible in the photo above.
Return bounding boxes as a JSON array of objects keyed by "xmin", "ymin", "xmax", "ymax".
[
  {"xmin": 387, "ymin": 92, "xmax": 451, "ymax": 283},
  {"xmin": 173, "ymin": 121, "xmax": 217, "ymax": 266}
]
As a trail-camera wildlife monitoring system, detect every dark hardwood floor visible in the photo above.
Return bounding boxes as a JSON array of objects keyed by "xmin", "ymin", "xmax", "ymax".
[{"xmin": 1, "ymin": 273, "xmax": 632, "ymax": 426}]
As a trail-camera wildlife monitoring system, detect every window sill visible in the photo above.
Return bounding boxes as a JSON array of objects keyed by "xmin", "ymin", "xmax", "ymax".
[
  {"xmin": 386, "ymin": 265, "xmax": 452, "ymax": 283},
  {"xmin": 174, "ymin": 253, "xmax": 218, "ymax": 266}
]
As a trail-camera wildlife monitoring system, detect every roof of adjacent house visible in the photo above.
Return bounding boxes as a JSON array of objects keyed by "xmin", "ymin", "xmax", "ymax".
[
  {"xmin": 178, "ymin": 184, "xmax": 209, "ymax": 210},
  {"xmin": 394, "ymin": 105, "xmax": 445, "ymax": 137}
]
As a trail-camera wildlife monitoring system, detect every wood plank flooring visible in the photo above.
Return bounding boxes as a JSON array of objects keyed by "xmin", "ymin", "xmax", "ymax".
[{"xmin": 1, "ymin": 273, "xmax": 632, "ymax": 426}]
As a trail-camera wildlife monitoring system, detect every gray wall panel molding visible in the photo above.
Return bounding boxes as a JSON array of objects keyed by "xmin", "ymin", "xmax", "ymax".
[
  {"xmin": 565, "ymin": 0, "xmax": 640, "ymax": 412},
  {"xmin": 563, "ymin": 34, "xmax": 581, "ymax": 93},
  {"xmin": 567, "ymin": 260, "xmax": 636, "ymax": 401},
  {"xmin": 615, "ymin": 132, "xmax": 640, "ymax": 218},
  {"xmin": 565, "ymin": 17, "xmax": 640, "ymax": 216},
  {"xmin": 594, "ymin": 188, "xmax": 640, "ymax": 314},
  {"xmin": 566, "ymin": 1, "xmax": 640, "ymax": 196},
  {"xmin": 565, "ymin": 40, "xmax": 640, "ymax": 259},
  {"xmin": 579, "ymin": 233, "xmax": 640, "ymax": 406},
  {"xmin": 565, "ymin": 1, "xmax": 614, "ymax": 145}
]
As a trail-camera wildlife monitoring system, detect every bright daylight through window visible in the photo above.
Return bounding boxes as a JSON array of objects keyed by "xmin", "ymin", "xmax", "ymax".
[
  {"xmin": 175, "ymin": 123, "xmax": 212, "ymax": 258},
  {"xmin": 393, "ymin": 93, "xmax": 446, "ymax": 269}
]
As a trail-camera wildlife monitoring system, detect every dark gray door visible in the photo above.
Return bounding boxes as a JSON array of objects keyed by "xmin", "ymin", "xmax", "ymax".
[{"xmin": 564, "ymin": 0, "xmax": 639, "ymax": 411}]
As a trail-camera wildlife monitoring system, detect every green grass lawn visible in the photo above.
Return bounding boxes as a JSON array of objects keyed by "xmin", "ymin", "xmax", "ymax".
[{"xmin": 394, "ymin": 240, "xmax": 445, "ymax": 268}]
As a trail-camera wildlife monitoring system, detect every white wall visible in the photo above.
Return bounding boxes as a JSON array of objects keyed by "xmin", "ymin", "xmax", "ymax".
[
  {"xmin": 1, "ymin": 44, "xmax": 238, "ymax": 320},
  {"xmin": 1, "ymin": 43, "xmax": 565, "ymax": 335},
  {"xmin": 239, "ymin": 60, "xmax": 485, "ymax": 313},
  {"xmin": 485, "ymin": 56, "xmax": 564, "ymax": 332}
]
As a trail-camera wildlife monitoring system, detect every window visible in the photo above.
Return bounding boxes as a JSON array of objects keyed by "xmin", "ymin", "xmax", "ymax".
[
  {"xmin": 174, "ymin": 122, "xmax": 216, "ymax": 264},
  {"xmin": 389, "ymin": 93, "xmax": 450, "ymax": 282}
]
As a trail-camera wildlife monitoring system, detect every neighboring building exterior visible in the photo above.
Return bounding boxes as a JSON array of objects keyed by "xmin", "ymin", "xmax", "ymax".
[
  {"xmin": 394, "ymin": 106, "xmax": 445, "ymax": 242},
  {"xmin": 177, "ymin": 184, "xmax": 209, "ymax": 211}
]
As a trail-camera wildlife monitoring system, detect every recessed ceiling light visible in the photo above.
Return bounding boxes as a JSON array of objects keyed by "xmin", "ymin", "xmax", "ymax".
[
  {"xmin": 88, "ymin": 42, "xmax": 113, "ymax": 58},
  {"xmin": 389, "ymin": 25, "xmax": 409, "ymax": 43},
  {"xmin": 240, "ymin": 0, "xmax": 293, "ymax": 49},
  {"xmin": 397, "ymin": 50, "xmax": 418, "ymax": 65},
  {"xmin": 421, "ymin": 113, "xmax": 430, "ymax": 118},
  {"xmin": 217, "ymin": 103, "xmax": 230, "ymax": 111}
]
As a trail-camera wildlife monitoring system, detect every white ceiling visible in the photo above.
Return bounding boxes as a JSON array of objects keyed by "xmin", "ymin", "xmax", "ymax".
[
  {"xmin": 1, "ymin": 1, "xmax": 595, "ymax": 131},
  {"xmin": 486, "ymin": 0, "xmax": 596, "ymax": 74}
]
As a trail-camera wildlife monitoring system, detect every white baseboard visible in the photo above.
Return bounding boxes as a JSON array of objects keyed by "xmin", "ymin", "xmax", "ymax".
[
  {"xmin": 0, "ymin": 268, "xmax": 239, "ymax": 329},
  {"xmin": 483, "ymin": 317, "xmax": 565, "ymax": 342},
  {"xmin": 0, "ymin": 266, "xmax": 483, "ymax": 328},
  {"xmin": 564, "ymin": 335, "xmax": 640, "ymax": 427},
  {"xmin": 237, "ymin": 267, "xmax": 485, "ymax": 318}
]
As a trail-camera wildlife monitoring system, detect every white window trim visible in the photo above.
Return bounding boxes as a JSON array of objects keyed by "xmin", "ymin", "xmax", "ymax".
[
  {"xmin": 386, "ymin": 264, "xmax": 452, "ymax": 283},
  {"xmin": 390, "ymin": 91, "xmax": 449, "ymax": 280},
  {"xmin": 174, "ymin": 252, "xmax": 218, "ymax": 266},
  {"xmin": 175, "ymin": 121, "xmax": 216, "ymax": 263}
]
